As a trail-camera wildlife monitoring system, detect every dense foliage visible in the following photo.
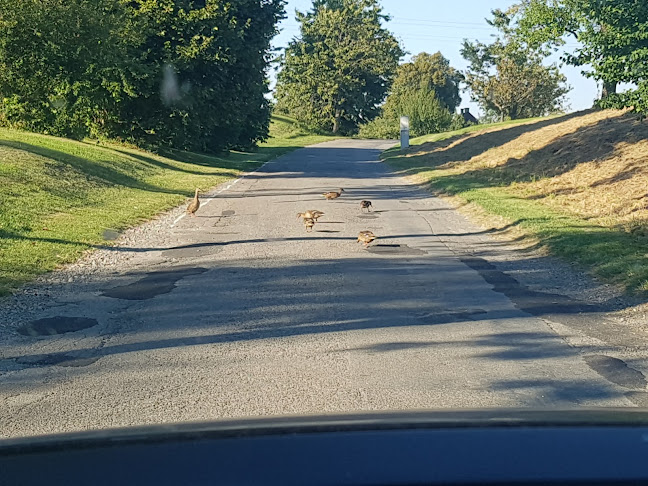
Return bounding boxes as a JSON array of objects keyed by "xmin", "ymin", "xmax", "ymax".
[
  {"xmin": 512, "ymin": 0, "xmax": 648, "ymax": 109},
  {"xmin": 0, "ymin": 0, "xmax": 285, "ymax": 152},
  {"xmin": 358, "ymin": 89, "xmax": 455, "ymax": 139},
  {"xmin": 461, "ymin": 10, "xmax": 569, "ymax": 121},
  {"xmin": 358, "ymin": 52, "xmax": 463, "ymax": 139},
  {"xmin": 390, "ymin": 52, "xmax": 463, "ymax": 113},
  {"xmin": 274, "ymin": 0, "xmax": 404, "ymax": 134}
]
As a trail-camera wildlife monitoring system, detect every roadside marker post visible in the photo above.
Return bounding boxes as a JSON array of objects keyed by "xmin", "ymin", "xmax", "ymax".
[{"xmin": 400, "ymin": 116, "xmax": 410, "ymax": 150}]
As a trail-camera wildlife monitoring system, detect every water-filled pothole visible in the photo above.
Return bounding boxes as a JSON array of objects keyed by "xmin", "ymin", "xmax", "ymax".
[
  {"xmin": 102, "ymin": 267, "xmax": 208, "ymax": 300},
  {"xmin": 17, "ymin": 316, "xmax": 99, "ymax": 337}
]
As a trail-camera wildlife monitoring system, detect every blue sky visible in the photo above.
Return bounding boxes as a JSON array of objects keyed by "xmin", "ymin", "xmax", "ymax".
[{"xmin": 271, "ymin": 0, "xmax": 601, "ymax": 116}]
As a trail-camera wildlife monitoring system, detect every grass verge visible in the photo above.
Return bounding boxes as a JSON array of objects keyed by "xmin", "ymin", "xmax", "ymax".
[
  {"xmin": 0, "ymin": 115, "xmax": 336, "ymax": 295},
  {"xmin": 382, "ymin": 109, "xmax": 648, "ymax": 294}
]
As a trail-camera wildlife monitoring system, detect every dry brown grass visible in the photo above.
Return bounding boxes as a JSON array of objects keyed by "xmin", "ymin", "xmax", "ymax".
[
  {"xmin": 384, "ymin": 108, "xmax": 648, "ymax": 293},
  {"xmin": 398, "ymin": 109, "xmax": 648, "ymax": 231}
]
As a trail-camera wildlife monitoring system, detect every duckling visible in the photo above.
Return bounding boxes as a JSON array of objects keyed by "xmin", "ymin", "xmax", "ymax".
[
  {"xmin": 357, "ymin": 230, "xmax": 376, "ymax": 247},
  {"xmin": 323, "ymin": 188, "xmax": 344, "ymax": 200},
  {"xmin": 186, "ymin": 188, "xmax": 201, "ymax": 217},
  {"xmin": 297, "ymin": 210, "xmax": 325, "ymax": 221},
  {"xmin": 304, "ymin": 218, "xmax": 315, "ymax": 232},
  {"xmin": 308, "ymin": 210, "xmax": 325, "ymax": 220},
  {"xmin": 360, "ymin": 200, "xmax": 373, "ymax": 212}
]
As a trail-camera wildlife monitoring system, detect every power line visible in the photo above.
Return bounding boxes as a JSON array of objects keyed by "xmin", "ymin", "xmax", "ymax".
[{"xmin": 389, "ymin": 16, "xmax": 491, "ymax": 27}]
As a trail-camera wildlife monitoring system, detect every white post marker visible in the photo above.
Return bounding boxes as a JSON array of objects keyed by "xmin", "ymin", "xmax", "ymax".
[{"xmin": 400, "ymin": 116, "xmax": 410, "ymax": 150}]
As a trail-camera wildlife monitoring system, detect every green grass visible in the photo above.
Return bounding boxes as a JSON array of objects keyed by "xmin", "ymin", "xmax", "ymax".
[
  {"xmin": 0, "ymin": 115, "xmax": 336, "ymax": 295},
  {"xmin": 382, "ymin": 112, "xmax": 648, "ymax": 294}
]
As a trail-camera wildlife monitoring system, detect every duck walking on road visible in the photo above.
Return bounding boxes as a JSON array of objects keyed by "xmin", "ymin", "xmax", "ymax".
[
  {"xmin": 186, "ymin": 188, "xmax": 201, "ymax": 217},
  {"xmin": 323, "ymin": 188, "xmax": 344, "ymax": 200},
  {"xmin": 304, "ymin": 218, "xmax": 316, "ymax": 232},
  {"xmin": 357, "ymin": 230, "xmax": 376, "ymax": 247},
  {"xmin": 360, "ymin": 200, "xmax": 373, "ymax": 212},
  {"xmin": 297, "ymin": 210, "xmax": 325, "ymax": 221}
]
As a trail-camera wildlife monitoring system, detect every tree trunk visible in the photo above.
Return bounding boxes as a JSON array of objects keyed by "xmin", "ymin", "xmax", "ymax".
[
  {"xmin": 332, "ymin": 109, "xmax": 342, "ymax": 134},
  {"xmin": 602, "ymin": 81, "xmax": 617, "ymax": 99}
]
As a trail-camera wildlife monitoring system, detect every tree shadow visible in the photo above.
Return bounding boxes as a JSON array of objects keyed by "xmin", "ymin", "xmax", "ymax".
[
  {"xmin": 2, "ymin": 253, "xmax": 633, "ymax": 367},
  {"xmin": 389, "ymin": 111, "xmax": 590, "ymax": 172},
  {"xmin": 0, "ymin": 140, "xmax": 178, "ymax": 195},
  {"xmin": 110, "ymin": 148, "xmax": 241, "ymax": 177},
  {"xmin": 383, "ymin": 111, "xmax": 648, "ymax": 291}
]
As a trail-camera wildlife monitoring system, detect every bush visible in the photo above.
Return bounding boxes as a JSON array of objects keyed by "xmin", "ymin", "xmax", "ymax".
[{"xmin": 358, "ymin": 88, "xmax": 453, "ymax": 139}]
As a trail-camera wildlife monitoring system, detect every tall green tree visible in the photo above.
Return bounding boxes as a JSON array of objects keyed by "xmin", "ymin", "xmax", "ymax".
[
  {"xmin": 512, "ymin": 0, "xmax": 619, "ymax": 98},
  {"xmin": 358, "ymin": 51, "xmax": 461, "ymax": 139},
  {"xmin": 0, "ymin": 0, "xmax": 132, "ymax": 138},
  {"xmin": 114, "ymin": 0, "xmax": 286, "ymax": 151},
  {"xmin": 461, "ymin": 9, "xmax": 569, "ymax": 121},
  {"xmin": 584, "ymin": 1, "xmax": 648, "ymax": 113},
  {"xmin": 0, "ymin": 0, "xmax": 285, "ymax": 152},
  {"xmin": 390, "ymin": 52, "xmax": 463, "ymax": 112},
  {"xmin": 275, "ymin": 0, "xmax": 404, "ymax": 134}
]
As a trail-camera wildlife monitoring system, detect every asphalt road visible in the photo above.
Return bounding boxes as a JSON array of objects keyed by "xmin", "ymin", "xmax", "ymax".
[{"xmin": 1, "ymin": 139, "xmax": 645, "ymax": 439}]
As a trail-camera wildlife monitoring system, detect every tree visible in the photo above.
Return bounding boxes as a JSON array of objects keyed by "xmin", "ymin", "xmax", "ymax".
[
  {"xmin": 359, "ymin": 88, "xmax": 453, "ymax": 139},
  {"xmin": 0, "ymin": 0, "xmax": 132, "ymax": 138},
  {"xmin": 116, "ymin": 0, "xmax": 286, "ymax": 152},
  {"xmin": 461, "ymin": 10, "xmax": 569, "ymax": 121},
  {"xmin": 514, "ymin": 1, "xmax": 648, "ymax": 113},
  {"xmin": 0, "ymin": 0, "xmax": 285, "ymax": 152},
  {"xmin": 390, "ymin": 52, "xmax": 463, "ymax": 112},
  {"xmin": 512, "ymin": 0, "xmax": 619, "ymax": 99},
  {"xmin": 358, "ymin": 52, "xmax": 461, "ymax": 139},
  {"xmin": 275, "ymin": 0, "xmax": 404, "ymax": 134},
  {"xmin": 573, "ymin": 1, "xmax": 648, "ymax": 113}
]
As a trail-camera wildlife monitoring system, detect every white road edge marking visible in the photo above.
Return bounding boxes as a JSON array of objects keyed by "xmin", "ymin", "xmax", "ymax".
[{"xmin": 170, "ymin": 159, "xmax": 275, "ymax": 227}]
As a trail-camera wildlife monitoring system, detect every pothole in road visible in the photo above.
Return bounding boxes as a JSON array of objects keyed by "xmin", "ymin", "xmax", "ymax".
[
  {"xmin": 17, "ymin": 316, "xmax": 99, "ymax": 337},
  {"xmin": 221, "ymin": 210, "xmax": 235, "ymax": 216},
  {"xmin": 101, "ymin": 267, "xmax": 208, "ymax": 300},
  {"xmin": 358, "ymin": 214, "xmax": 379, "ymax": 219},
  {"xmin": 16, "ymin": 354, "xmax": 100, "ymax": 367},
  {"xmin": 584, "ymin": 355, "xmax": 647, "ymax": 390},
  {"xmin": 366, "ymin": 244, "xmax": 426, "ymax": 255},
  {"xmin": 162, "ymin": 244, "xmax": 223, "ymax": 259}
]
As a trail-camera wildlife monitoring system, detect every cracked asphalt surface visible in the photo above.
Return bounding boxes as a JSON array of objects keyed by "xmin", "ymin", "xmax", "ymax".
[{"xmin": 1, "ymin": 139, "xmax": 648, "ymax": 439}]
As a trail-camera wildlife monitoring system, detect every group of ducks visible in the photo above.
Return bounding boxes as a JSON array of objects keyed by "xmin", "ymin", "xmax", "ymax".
[
  {"xmin": 296, "ymin": 188, "xmax": 377, "ymax": 247},
  {"xmin": 186, "ymin": 187, "xmax": 377, "ymax": 247}
]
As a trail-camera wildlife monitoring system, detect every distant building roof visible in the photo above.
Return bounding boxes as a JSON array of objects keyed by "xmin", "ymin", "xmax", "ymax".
[{"xmin": 460, "ymin": 108, "xmax": 478, "ymax": 124}]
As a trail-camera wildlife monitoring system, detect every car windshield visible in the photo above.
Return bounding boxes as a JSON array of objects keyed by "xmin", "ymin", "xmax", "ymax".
[{"xmin": 1, "ymin": 0, "xmax": 647, "ymax": 441}]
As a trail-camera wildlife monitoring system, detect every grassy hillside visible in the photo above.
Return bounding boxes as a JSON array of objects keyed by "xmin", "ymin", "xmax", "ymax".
[
  {"xmin": 381, "ymin": 116, "xmax": 552, "ymax": 157},
  {"xmin": 383, "ymin": 108, "xmax": 648, "ymax": 293},
  {"xmin": 0, "ymin": 115, "xmax": 335, "ymax": 295}
]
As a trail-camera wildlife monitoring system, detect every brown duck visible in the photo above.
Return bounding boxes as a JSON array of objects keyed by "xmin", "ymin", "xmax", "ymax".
[
  {"xmin": 357, "ymin": 230, "xmax": 376, "ymax": 247},
  {"xmin": 304, "ymin": 218, "xmax": 316, "ymax": 232},
  {"xmin": 186, "ymin": 188, "xmax": 201, "ymax": 217},
  {"xmin": 297, "ymin": 210, "xmax": 325, "ymax": 221},
  {"xmin": 323, "ymin": 188, "xmax": 344, "ymax": 200}
]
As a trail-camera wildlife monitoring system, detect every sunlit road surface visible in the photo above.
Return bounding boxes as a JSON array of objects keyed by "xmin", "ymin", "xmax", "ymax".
[{"xmin": 0, "ymin": 139, "xmax": 643, "ymax": 439}]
